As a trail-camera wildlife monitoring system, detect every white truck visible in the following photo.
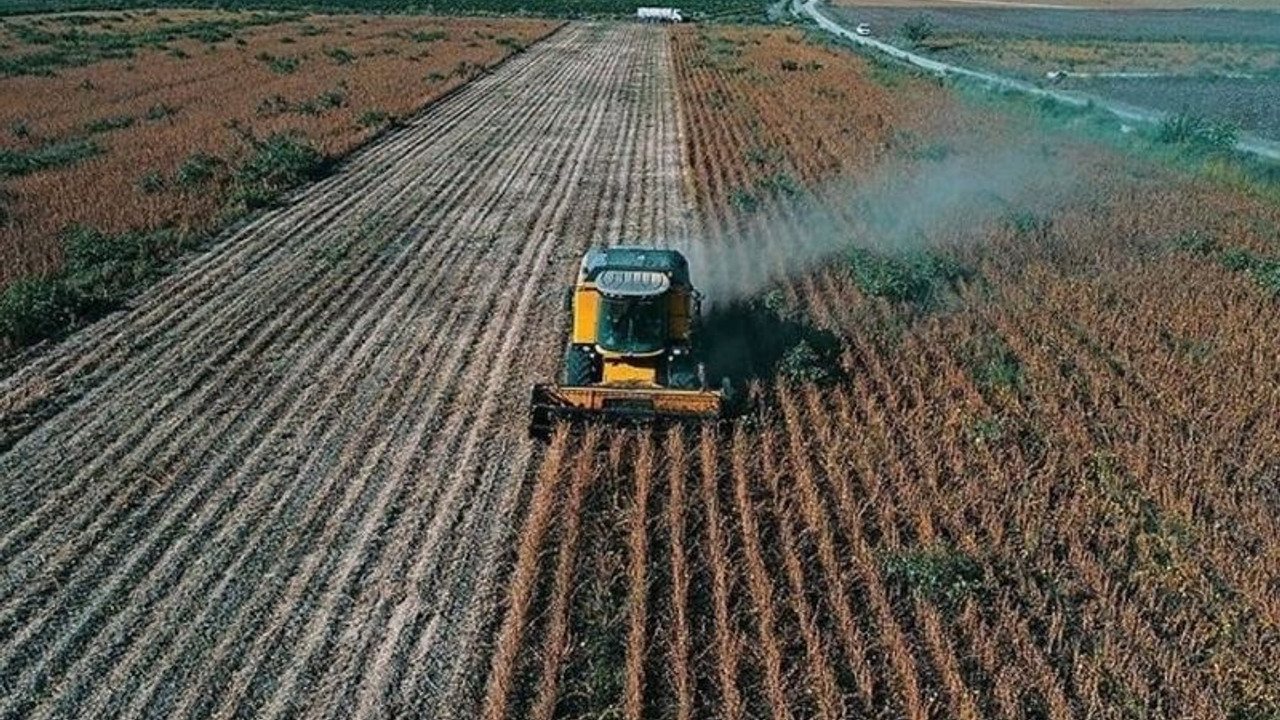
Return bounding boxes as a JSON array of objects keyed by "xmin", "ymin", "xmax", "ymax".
[{"xmin": 637, "ymin": 7, "xmax": 683, "ymax": 22}]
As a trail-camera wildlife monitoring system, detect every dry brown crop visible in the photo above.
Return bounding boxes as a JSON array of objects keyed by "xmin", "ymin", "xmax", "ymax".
[
  {"xmin": 0, "ymin": 10, "xmax": 558, "ymax": 290},
  {"xmin": 478, "ymin": 24, "xmax": 1280, "ymax": 720}
]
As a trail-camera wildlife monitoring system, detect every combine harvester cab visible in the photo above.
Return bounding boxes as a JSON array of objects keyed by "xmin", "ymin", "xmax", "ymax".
[{"xmin": 530, "ymin": 246, "xmax": 731, "ymax": 439}]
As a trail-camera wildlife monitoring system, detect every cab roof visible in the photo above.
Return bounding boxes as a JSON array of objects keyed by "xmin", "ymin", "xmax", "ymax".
[{"xmin": 580, "ymin": 246, "xmax": 690, "ymax": 285}]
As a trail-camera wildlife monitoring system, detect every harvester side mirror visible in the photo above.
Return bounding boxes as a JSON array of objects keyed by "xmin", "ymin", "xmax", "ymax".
[
  {"xmin": 697, "ymin": 362, "xmax": 707, "ymax": 391},
  {"xmin": 561, "ymin": 286, "xmax": 573, "ymax": 312},
  {"xmin": 692, "ymin": 289, "xmax": 704, "ymax": 317}
]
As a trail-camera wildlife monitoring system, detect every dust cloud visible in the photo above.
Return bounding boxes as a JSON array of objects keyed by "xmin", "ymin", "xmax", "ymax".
[{"xmin": 680, "ymin": 141, "xmax": 1082, "ymax": 308}]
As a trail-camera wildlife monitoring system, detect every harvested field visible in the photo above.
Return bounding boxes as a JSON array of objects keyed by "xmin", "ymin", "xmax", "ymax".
[
  {"xmin": 0, "ymin": 10, "xmax": 558, "ymax": 290},
  {"xmin": 0, "ymin": 22, "xmax": 691, "ymax": 719}
]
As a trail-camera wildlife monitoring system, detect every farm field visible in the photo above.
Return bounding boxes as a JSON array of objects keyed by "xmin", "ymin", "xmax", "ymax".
[
  {"xmin": 831, "ymin": 0, "xmax": 1280, "ymax": 9},
  {"xmin": 2, "ymin": 14, "xmax": 1280, "ymax": 720},
  {"xmin": 931, "ymin": 37, "xmax": 1280, "ymax": 77},
  {"xmin": 827, "ymin": 5, "xmax": 1280, "ymax": 138},
  {"xmin": 824, "ymin": 6, "xmax": 1280, "ymax": 44},
  {"xmin": 0, "ymin": 0, "xmax": 767, "ymax": 20},
  {"xmin": 479, "ymin": 25, "xmax": 1280, "ymax": 720},
  {"xmin": 1057, "ymin": 74, "xmax": 1280, "ymax": 138},
  {"xmin": 0, "ymin": 10, "xmax": 557, "ymax": 350}
]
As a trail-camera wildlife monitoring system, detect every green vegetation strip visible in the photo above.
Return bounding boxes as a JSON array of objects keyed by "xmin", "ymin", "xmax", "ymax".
[
  {"xmin": 0, "ymin": 132, "xmax": 328, "ymax": 351},
  {"xmin": 0, "ymin": 139, "xmax": 100, "ymax": 177},
  {"xmin": 0, "ymin": 14, "xmax": 304, "ymax": 76},
  {"xmin": 1174, "ymin": 231, "xmax": 1280, "ymax": 295}
]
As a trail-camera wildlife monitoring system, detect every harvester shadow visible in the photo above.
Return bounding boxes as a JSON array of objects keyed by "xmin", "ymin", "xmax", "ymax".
[{"xmin": 701, "ymin": 299, "xmax": 845, "ymax": 395}]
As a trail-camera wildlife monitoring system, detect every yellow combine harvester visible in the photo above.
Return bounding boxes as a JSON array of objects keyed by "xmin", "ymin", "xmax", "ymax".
[{"xmin": 529, "ymin": 246, "xmax": 731, "ymax": 438}]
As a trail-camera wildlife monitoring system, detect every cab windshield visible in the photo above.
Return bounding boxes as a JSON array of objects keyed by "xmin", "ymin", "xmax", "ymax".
[{"xmin": 597, "ymin": 294, "xmax": 666, "ymax": 354}]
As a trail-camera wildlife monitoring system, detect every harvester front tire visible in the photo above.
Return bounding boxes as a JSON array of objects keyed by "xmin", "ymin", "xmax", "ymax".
[{"xmin": 564, "ymin": 346, "xmax": 594, "ymax": 386}]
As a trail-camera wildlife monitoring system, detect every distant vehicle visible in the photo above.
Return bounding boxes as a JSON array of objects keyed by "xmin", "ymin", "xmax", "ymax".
[
  {"xmin": 855, "ymin": 23, "xmax": 872, "ymax": 36},
  {"xmin": 637, "ymin": 7, "xmax": 683, "ymax": 22}
]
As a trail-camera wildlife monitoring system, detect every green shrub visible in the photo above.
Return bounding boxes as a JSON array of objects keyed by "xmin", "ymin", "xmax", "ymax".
[
  {"xmin": 175, "ymin": 152, "xmax": 221, "ymax": 188},
  {"xmin": 778, "ymin": 339, "xmax": 834, "ymax": 384},
  {"xmin": 84, "ymin": 114, "xmax": 134, "ymax": 133},
  {"xmin": 902, "ymin": 15, "xmax": 936, "ymax": 44},
  {"xmin": 256, "ymin": 94, "xmax": 290, "ymax": 115},
  {"xmin": 882, "ymin": 546, "xmax": 986, "ymax": 607},
  {"xmin": 410, "ymin": 29, "xmax": 448, "ymax": 43},
  {"xmin": 231, "ymin": 132, "xmax": 327, "ymax": 210},
  {"xmin": 744, "ymin": 146, "xmax": 775, "ymax": 166},
  {"xmin": 1250, "ymin": 262, "xmax": 1280, "ymax": 295},
  {"xmin": 1219, "ymin": 247, "xmax": 1257, "ymax": 272},
  {"xmin": 256, "ymin": 52, "xmax": 300, "ymax": 74},
  {"xmin": 970, "ymin": 335, "xmax": 1023, "ymax": 392},
  {"xmin": 1003, "ymin": 209, "xmax": 1053, "ymax": 237},
  {"xmin": 0, "ymin": 276, "xmax": 74, "ymax": 347},
  {"xmin": 1218, "ymin": 248, "xmax": 1280, "ymax": 295},
  {"xmin": 1157, "ymin": 114, "xmax": 1237, "ymax": 152},
  {"xmin": 145, "ymin": 103, "xmax": 179, "ymax": 121},
  {"xmin": 846, "ymin": 247, "xmax": 970, "ymax": 304},
  {"xmin": 970, "ymin": 416, "xmax": 1005, "ymax": 444},
  {"xmin": 138, "ymin": 170, "xmax": 165, "ymax": 194},
  {"xmin": 1171, "ymin": 230, "xmax": 1218, "ymax": 256},
  {"xmin": 0, "ymin": 139, "xmax": 101, "ymax": 178},
  {"xmin": 261, "ymin": 90, "xmax": 347, "ymax": 117},
  {"xmin": 324, "ymin": 46, "xmax": 354, "ymax": 64},
  {"xmin": 356, "ymin": 109, "xmax": 391, "ymax": 127},
  {"xmin": 188, "ymin": 26, "xmax": 232, "ymax": 43},
  {"xmin": 314, "ymin": 90, "xmax": 347, "ymax": 111},
  {"xmin": 0, "ymin": 225, "xmax": 192, "ymax": 349},
  {"xmin": 729, "ymin": 188, "xmax": 759, "ymax": 213},
  {"xmin": 755, "ymin": 172, "xmax": 801, "ymax": 198},
  {"xmin": 64, "ymin": 226, "xmax": 187, "ymax": 314},
  {"xmin": 496, "ymin": 36, "xmax": 526, "ymax": 52}
]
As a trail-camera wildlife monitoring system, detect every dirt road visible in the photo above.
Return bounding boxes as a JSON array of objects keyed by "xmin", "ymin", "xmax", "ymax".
[
  {"xmin": 0, "ymin": 23, "xmax": 691, "ymax": 719},
  {"xmin": 800, "ymin": 0, "xmax": 1280, "ymax": 158}
]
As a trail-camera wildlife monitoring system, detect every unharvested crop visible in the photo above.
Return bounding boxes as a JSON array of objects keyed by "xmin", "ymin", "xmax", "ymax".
[
  {"xmin": 477, "ymin": 25, "xmax": 1280, "ymax": 720},
  {"xmin": 0, "ymin": 9, "xmax": 559, "ymax": 349}
]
